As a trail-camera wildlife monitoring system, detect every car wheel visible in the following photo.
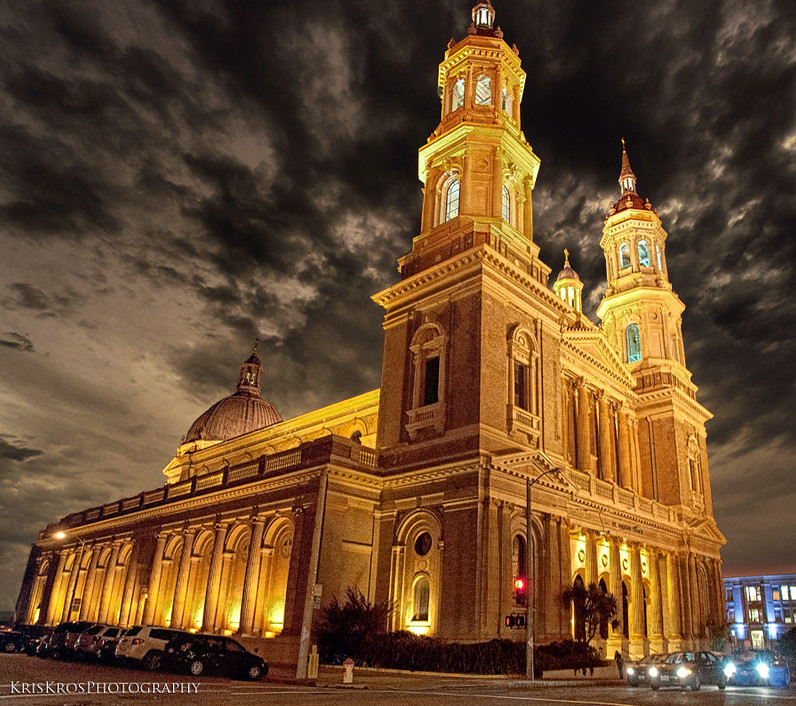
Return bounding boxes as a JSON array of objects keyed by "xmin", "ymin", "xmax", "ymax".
[
  {"xmin": 50, "ymin": 649, "xmax": 61, "ymax": 660},
  {"xmin": 651, "ymin": 683, "xmax": 660, "ymax": 691},
  {"xmin": 189, "ymin": 659, "xmax": 205, "ymax": 676},
  {"xmin": 629, "ymin": 676, "xmax": 638, "ymax": 687},
  {"xmin": 142, "ymin": 651, "xmax": 162, "ymax": 671},
  {"xmin": 691, "ymin": 674, "xmax": 701, "ymax": 691},
  {"xmin": 2, "ymin": 641, "xmax": 17, "ymax": 653},
  {"xmin": 718, "ymin": 673, "xmax": 727, "ymax": 690},
  {"xmin": 245, "ymin": 664, "xmax": 263, "ymax": 681}
]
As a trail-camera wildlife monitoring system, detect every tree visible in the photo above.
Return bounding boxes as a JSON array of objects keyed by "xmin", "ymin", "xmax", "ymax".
[
  {"xmin": 562, "ymin": 581, "xmax": 619, "ymax": 645},
  {"xmin": 316, "ymin": 586, "xmax": 392, "ymax": 664},
  {"xmin": 705, "ymin": 617, "xmax": 732, "ymax": 652},
  {"xmin": 779, "ymin": 626, "xmax": 796, "ymax": 668}
]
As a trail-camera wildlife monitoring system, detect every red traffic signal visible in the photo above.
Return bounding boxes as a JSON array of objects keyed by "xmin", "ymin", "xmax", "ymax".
[
  {"xmin": 513, "ymin": 576, "xmax": 527, "ymax": 606},
  {"xmin": 514, "ymin": 577, "xmax": 526, "ymax": 591}
]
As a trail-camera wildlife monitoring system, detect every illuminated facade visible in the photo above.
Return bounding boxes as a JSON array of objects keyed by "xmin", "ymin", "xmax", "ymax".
[
  {"xmin": 724, "ymin": 574, "xmax": 796, "ymax": 649},
  {"xmin": 17, "ymin": 1, "xmax": 725, "ymax": 666}
]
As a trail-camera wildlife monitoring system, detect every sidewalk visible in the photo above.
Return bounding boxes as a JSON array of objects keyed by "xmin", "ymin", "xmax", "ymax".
[{"xmin": 267, "ymin": 663, "xmax": 624, "ymax": 689}]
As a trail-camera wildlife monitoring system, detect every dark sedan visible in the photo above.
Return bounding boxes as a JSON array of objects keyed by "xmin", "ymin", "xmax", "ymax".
[
  {"xmin": 626, "ymin": 653, "xmax": 667, "ymax": 687},
  {"xmin": 163, "ymin": 634, "xmax": 267, "ymax": 681},
  {"xmin": 725, "ymin": 650, "xmax": 791, "ymax": 688},
  {"xmin": 648, "ymin": 650, "xmax": 727, "ymax": 691},
  {"xmin": 0, "ymin": 629, "xmax": 27, "ymax": 653}
]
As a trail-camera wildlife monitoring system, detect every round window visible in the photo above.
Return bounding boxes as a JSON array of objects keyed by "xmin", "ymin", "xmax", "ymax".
[{"xmin": 414, "ymin": 532, "xmax": 433, "ymax": 556}]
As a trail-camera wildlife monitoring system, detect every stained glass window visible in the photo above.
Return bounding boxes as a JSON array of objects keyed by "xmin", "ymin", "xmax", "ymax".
[{"xmin": 626, "ymin": 324, "xmax": 641, "ymax": 363}]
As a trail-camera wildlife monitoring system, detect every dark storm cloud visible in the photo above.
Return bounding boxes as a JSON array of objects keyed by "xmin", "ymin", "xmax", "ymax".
[
  {"xmin": 0, "ymin": 437, "xmax": 42, "ymax": 463},
  {"xmin": 0, "ymin": 332, "xmax": 35, "ymax": 352}
]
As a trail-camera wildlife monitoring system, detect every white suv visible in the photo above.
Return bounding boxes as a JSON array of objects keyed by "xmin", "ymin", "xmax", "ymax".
[{"xmin": 115, "ymin": 626, "xmax": 187, "ymax": 670}]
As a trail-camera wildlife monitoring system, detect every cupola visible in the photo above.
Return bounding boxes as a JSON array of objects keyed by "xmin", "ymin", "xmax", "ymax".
[{"xmin": 553, "ymin": 249, "xmax": 583, "ymax": 312}]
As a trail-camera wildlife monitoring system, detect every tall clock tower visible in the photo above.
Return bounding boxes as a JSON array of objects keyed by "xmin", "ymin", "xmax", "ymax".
[{"xmin": 597, "ymin": 144, "xmax": 714, "ymax": 513}]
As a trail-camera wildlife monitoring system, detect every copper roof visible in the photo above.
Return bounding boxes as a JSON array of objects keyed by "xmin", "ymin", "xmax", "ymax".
[{"xmin": 184, "ymin": 392, "xmax": 282, "ymax": 443}]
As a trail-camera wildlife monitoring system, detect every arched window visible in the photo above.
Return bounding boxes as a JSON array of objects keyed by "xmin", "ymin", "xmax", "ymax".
[
  {"xmin": 598, "ymin": 579, "xmax": 609, "ymax": 639},
  {"xmin": 687, "ymin": 435, "xmax": 702, "ymax": 494},
  {"xmin": 619, "ymin": 243, "xmax": 631, "ymax": 269},
  {"xmin": 475, "ymin": 74, "xmax": 492, "ymax": 105},
  {"xmin": 573, "ymin": 575, "xmax": 586, "ymax": 642},
  {"xmin": 502, "ymin": 87, "xmax": 513, "ymax": 114},
  {"xmin": 638, "ymin": 240, "xmax": 650, "ymax": 267},
  {"xmin": 512, "ymin": 535, "xmax": 526, "ymax": 582},
  {"xmin": 656, "ymin": 244, "xmax": 663, "ymax": 270},
  {"xmin": 407, "ymin": 323, "xmax": 447, "ymax": 439},
  {"xmin": 445, "ymin": 179, "xmax": 460, "ymax": 221},
  {"xmin": 502, "ymin": 185, "xmax": 511, "ymax": 223},
  {"xmin": 412, "ymin": 577, "xmax": 430, "ymax": 621},
  {"xmin": 451, "ymin": 78, "xmax": 465, "ymax": 112},
  {"xmin": 625, "ymin": 324, "xmax": 641, "ymax": 363}
]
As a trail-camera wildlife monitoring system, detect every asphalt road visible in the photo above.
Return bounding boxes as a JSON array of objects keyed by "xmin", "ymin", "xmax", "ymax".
[{"xmin": 1, "ymin": 653, "xmax": 795, "ymax": 706}]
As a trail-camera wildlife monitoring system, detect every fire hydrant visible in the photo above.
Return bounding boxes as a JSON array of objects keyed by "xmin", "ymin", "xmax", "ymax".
[{"xmin": 343, "ymin": 657, "xmax": 355, "ymax": 684}]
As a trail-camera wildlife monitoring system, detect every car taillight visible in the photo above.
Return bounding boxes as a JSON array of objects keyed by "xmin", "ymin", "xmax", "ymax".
[
  {"xmin": 131, "ymin": 638, "xmax": 144, "ymax": 645},
  {"xmin": 93, "ymin": 636, "xmax": 101, "ymax": 642}
]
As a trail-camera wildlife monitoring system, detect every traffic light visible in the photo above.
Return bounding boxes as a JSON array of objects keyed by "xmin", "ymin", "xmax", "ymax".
[
  {"xmin": 504, "ymin": 613, "xmax": 526, "ymax": 629},
  {"xmin": 513, "ymin": 576, "xmax": 527, "ymax": 606}
]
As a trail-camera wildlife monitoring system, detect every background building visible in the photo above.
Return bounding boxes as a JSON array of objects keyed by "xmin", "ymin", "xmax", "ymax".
[
  {"xmin": 16, "ymin": 1, "xmax": 725, "ymax": 670},
  {"xmin": 724, "ymin": 573, "xmax": 796, "ymax": 650}
]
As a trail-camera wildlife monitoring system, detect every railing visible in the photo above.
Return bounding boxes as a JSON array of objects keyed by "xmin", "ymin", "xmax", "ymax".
[{"xmin": 52, "ymin": 434, "xmax": 379, "ymax": 530}]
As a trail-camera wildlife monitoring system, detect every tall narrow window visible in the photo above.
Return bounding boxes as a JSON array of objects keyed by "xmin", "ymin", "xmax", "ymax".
[
  {"xmin": 656, "ymin": 244, "xmax": 662, "ymax": 270},
  {"xmin": 622, "ymin": 582, "xmax": 629, "ymax": 638},
  {"xmin": 502, "ymin": 185, "xmax": 511, "ymax": 223},
  {"xmin": 412, "ymin": 577, "xmax": 430, "ymax": 621},
  {"xmin": 445, "ymin": 179, "xmax": 460, "ymax": 221},
  {"xmin": 514, "ymin": 361, "xmax": 528, "ymax": 410},
  {"xmin": 475, "ymin": 74, "xmax": 492, "ymax": 105},
  {"xmin": 452, "ymin": 78, "xmax": 465, "ymax": 111},
  {"xmin": 638, "ymin": 240, "xmax": 650, "ymax": 267},
  {"xmin": 423, "ymin": 356, "xmax": 440, "ymax": 406},
  {"xmin": 626, "ymin": 324, "xmax": 641, "ymax": 363},
  {"xmin": 512, "ymin": 535, "xmax": 527, "ymax": 580},
  {"xmin": 619, "ymin": 243, "xmax": 631, "ymax": 269}
]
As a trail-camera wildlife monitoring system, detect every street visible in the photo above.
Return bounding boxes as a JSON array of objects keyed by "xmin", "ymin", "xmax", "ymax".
[{"xmin": 1, "ymin": 654, "xmax": 795, "ymax": 705}]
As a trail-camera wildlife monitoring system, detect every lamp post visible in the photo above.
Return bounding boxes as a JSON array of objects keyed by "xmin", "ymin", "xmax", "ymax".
[
  {"xmin": 526, "ymin": 467, "xmax": 563, "ymax": 682},
  {"xmin": 54, "ymin": 531, "xmax": 85, "ymax": 622}
]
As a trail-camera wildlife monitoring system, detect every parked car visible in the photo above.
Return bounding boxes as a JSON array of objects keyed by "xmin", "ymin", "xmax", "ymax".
[
  {"xmin": 724, "ymin": 650, "xmax": 791, "ymax": 688},
  {"xmin": 46, "ymin": 621, "xmax": 95, "ymax": 660},
  {"xmin": 162, "ymin": 633, "xmax": 268, "ymax": 680},
  {"xmin": 75, "ymin": 625, "xmax": 123, "ymax": 661},
  {"xmin": 22, "ymin": 626, "xmax": 53, "ymax": 656},
  {"xmin": 0, "ymin": 629, "xmax": 27, "ymax": 653},
  {"xmin": 648, "ymin": 651, "xmax": 727, "ymax": 691},
  {"xmin": 115, "ymin": 626, "xmax": 187, "ymax": 670},
  {"xmin": 96, "ymin": 626, "xmax": 125, "ymax": 663},
  {"xmin": 626, "ymin": 653, "xmax": 668, "ymax": 687}
]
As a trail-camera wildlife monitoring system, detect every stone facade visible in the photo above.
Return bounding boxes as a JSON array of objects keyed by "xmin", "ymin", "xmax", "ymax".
[{"xmin": 16, "ymin": 1, "xmax": 725, "ymax": 670}]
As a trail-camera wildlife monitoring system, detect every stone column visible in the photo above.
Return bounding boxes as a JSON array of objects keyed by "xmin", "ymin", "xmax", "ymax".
[
  {"xmin": 492, "ymin": 147, "xmax": 503, "ymax": 219},
  {"xmin": 688, "ymin": 554, "xmax": 700, "ymax": 646},
  {"xmin": 118, "ymin": 542, "xmax": 139, "ymax": 627},
  {"xmin": 170, "ymin": 529, "xmax": 196, "ymax": 629},
  {"xmin": 629, "ymin": 545, "xmax": 646, "ymax": 658},
  {"xmin": 665, "ymin": 552, "xmax": 683, "ymax": 650},
  {"xmin": 79, "ymin": 545, "xmax": 101, "ymax": 620},
  {"xmin": 142, "ymin": 533, "xmax": 167, "ymax": 625},
  {"xmin": 98, "ymin": 542, "xmax": 122, "ymax": 623},
  {"xmin": 202, "ymin": 523, "xmax": 228, "ymax": 632},
  {"xmin": 421, "ymin": 168, "xmax": 440, "ymax": 232},
  {"xmin": 648, "ymin": 550, "xmax": 665, "ymax": 653},
  {"xmin": 617, "ymin": 406, "xmax": 632, "ymax": 488},
  {"xmin": 576, "ymin": 381, "xmax": 591, "ymax": 474},
  {"xmin": 597, "ymin": 393, "xmax": 612, "ymax": 482},
  {"xmin": 45, "ymin": 550, "xmax": 69, "ymax": 625},
  {"xmin": 464, "ymin": 67, "xmax": 473, "ymax": 111},
  {"xmin": 544, "ymin": 514, "xmax": 562, "ymax": 641},
  {"xmin": 559, "ymin": 519, "xmax": 572, "ymax": 636},
  {"xmin": 513, "ymin": 85, "xmax": 522, "ymax": 124},
  {"xmin": 585, "ymin": 530, "xmax": 598, "ymax": 586},
  {"xmin": 460, "ymin": 152, "xmax": 471, "ymax": 215},
  {"xmin": 606, "ymin": 539, "xmax": 624, "ymax": 656},
  {"xmin": 239, "ymin": 518, "xmax": 266, "ymax": 635},
  {"xmin": 630, "ymin": 418, "xmax": 642, "ymax": 492}
]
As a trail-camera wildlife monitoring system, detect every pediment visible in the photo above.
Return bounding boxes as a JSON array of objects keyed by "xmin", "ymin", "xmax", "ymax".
[
  {"xmin": 562, "ymin": 328, "xmax": 636, "ymax": 388},
  {"xmin": 688, "ymin": 516, "xmax": 727, "ymax": 544}
]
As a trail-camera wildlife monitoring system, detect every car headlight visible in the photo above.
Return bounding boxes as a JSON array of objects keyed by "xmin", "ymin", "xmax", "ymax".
[
  {"xmin": 677, "ymin": 667, "xmax": 692, "ymax": 679},
  {"xmin": 648, "ymin": 667, "xmax": 659, "ymax": 678},
  {"xmin": 627, "ymin": 667, "xmax": 635, "ymax": 676},
  {"xmin": 724, "ymin": 662, "xmax": 736, "ymax": 677},
  {"xmin": 756, "ymin": 663, "xmax": 770, "ymax": 680}
]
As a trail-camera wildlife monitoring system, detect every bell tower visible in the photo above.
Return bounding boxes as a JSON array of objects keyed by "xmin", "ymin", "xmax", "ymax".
[
  {"xmin": 596, "ymin": 143, "xmax": 715, "ymax": 513},
  {"xmin": 374, "ymin": 1, "xmax": 562, "ymax": 468}
]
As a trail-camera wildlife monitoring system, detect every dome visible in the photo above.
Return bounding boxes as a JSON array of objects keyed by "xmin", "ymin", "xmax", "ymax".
[
  {"xmin": 556, "ymin": 264, "xmax": 580, "ymax": 282},
  {"xmin": 183, "ymin": 341, "xmax": 282, "ymax": 444},
  {"xmin": 184, "ymin": 392, "xmax": 282, "ymax": 443}
]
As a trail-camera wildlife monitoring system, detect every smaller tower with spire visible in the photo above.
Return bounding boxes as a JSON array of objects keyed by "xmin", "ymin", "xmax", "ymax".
[
  {"xmin": 553, "ymin": 248, "xmax": 584, "ymax": 312},
  {"xmin": 236, "ymin": 339, "xmax": 263, "ymax": 396}
]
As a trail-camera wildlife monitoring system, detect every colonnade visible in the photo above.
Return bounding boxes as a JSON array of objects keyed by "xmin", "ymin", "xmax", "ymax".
[
  {"xmin": 32, "ymin": 513, "xmax": 295, "ymax": 638},
  {"xmin": 562, "ymin": 377, "xmax": 642, "ymax": 492}
]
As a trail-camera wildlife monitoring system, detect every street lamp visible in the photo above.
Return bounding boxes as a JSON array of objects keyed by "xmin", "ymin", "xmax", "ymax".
[
  {"xmin": 54, "ymin": 531, "xmax": 85, "ymax": 622},
  {"xmin": 526, "ymin": 467, "xmax": 563, "ymax": 682}
]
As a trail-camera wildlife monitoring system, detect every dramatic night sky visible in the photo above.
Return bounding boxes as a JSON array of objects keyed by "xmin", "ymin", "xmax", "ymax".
[{"xmin": 0, "ymin": 0, "xmax": 794, "ymax": 612}]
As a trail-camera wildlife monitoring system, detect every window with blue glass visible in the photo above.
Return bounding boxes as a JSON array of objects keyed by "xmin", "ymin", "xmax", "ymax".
[
  {"xmin": 445, "ymin": 179, "xmax": 460, "ymax": 221},
  {"xmin": 619, "ymin": 243, "xmax": 631, "ymax": 269},
  {"xmin": 638, "ymin": 240, "xmax": 650, "ymax": 267},
  {"xmin": 626, "ymin": 324, "xmax": 641, "ymax": 363}
]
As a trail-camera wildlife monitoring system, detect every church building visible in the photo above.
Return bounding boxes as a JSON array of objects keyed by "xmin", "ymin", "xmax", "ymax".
[{"xmin": 16, "ymin": 1, "xmax": 726, "ymax": 670}]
